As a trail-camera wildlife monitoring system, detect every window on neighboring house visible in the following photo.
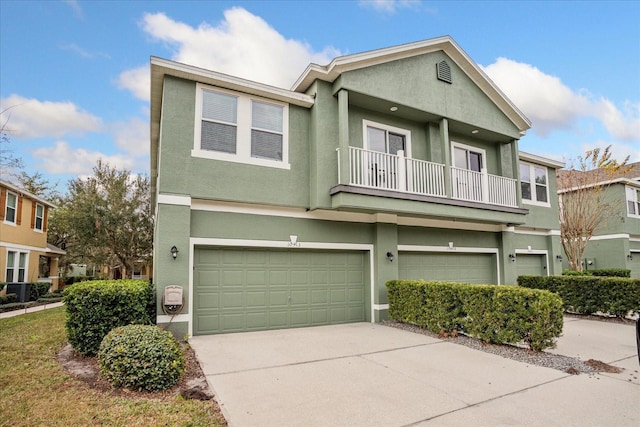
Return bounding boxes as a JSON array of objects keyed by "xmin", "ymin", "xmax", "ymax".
[
  {"xmin": 520, "ymin": 162, "xmax": 549, "ymax": 205},
  {"xmin": 5, "ymin": 191, "xmax": 17, "ymax": 223},
  {"xmin": 363, "ymin": 120, "xmax": 410, "ymax": 156},
  {"xmin": 5, "ymin": 251, "xmax": 27, "ymax": 282},
  {"xmin": 194, "ymin": 85, "xmax": 289, "ymax": 168},
  {"xmin": 627, "ymin": 186, "xmax": 640, "ymax": 217},
  {"xmin": 34, "ymin": 203, "xmax": 44, "ymax": 231}
]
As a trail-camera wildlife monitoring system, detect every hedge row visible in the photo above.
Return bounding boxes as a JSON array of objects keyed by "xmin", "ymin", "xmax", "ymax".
[
  {"xmin": 386, "ymin": 280, "xmax": 563, "ymax": 351},
  {"xmin": 63, "ymin": 280, "xmax": 156, "ymax": 356},
  {"xmin": 518, "ymin": 275, "xmax": 640, "ymax": 317},
  {"xmin": 562, "ymin": 269, "xmax": 631, "ymax": 277}
]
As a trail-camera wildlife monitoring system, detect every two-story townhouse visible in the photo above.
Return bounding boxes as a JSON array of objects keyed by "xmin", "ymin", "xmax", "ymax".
[
  {"xmin": 0, "ymin": 180, "xmax": 65, "ymax": 292},
  {"xmin": 151, "ymin": 36, "xmax": 565, "ymax": 337},
  {"xmin": 558, "ymin": 163, "xmax": 640, "ymax": 277}
]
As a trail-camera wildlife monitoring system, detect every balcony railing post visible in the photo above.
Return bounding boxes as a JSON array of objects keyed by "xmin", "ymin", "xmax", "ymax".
[
  {"xmin": 397, "ymin": 150, "xmax": 406, "ymax": 192},
  {"xmin": 481, "ymin": 169, "xmax": 489, "ymax": 203}
]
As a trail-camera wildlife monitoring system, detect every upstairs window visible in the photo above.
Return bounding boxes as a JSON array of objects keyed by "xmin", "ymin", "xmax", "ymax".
[
  {"xmin": 627, "ymin": 186, "xmax": 640, "ymax": 217},
  {"xmin": 34, "ymin": 203, "xmax": 44, "ymax": 231},
  {"xmin": 520, "ymin": 162, "xmax": 549, "ymax": 206},
  {"xmin": 4, "ymin": 191, "xmax": 17, "ymax": 224},
  {"xmin": 194, "ymin": 84, "xmax": 289, "ymax": 169}
]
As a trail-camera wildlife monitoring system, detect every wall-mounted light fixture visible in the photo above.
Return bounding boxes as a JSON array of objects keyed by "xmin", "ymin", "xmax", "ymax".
[
  {"xmin": 170, "ymin": 245, "xmax": 179, "ymax": 260},
  {"xmin": 556, "ymin": 255, "xmax": 563, "ymax": 262},
  {"xmin": 288, "ymin": 235, "xmax": 300, "ymax": 247},
  {"xmin": 628, "ymin": 253, "xmax": 634, "ymax": 261},
  {"xmin": 508, "ymin": 253, "xmax": 516, "ymax": 262},
  {"xmin": 386, "ymin": 251, "xmax": 394, "ymax": 262}
]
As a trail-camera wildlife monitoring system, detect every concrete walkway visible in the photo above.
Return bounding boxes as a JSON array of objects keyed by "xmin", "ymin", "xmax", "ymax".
[
  {"xmin": 190, "ymin": 318, "xmax": 639, "ymax": 427},
  {"xmin": 0, "ymin": 301, "xmax": 64, "ymax": 319}
]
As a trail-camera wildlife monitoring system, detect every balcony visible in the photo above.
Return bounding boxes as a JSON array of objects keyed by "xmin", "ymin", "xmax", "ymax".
[{"xmin": 338, "ymin": 147, "xmax": 518, "ymax": 208}]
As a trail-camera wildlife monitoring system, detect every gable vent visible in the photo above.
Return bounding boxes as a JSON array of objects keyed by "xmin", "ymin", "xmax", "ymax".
[{"xmin": 436, "ymin": 60, "xmax": 452, "ymax": 84}]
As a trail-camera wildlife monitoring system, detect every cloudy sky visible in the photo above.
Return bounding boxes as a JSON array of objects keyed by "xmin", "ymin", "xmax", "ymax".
[{"xmin": 1, "ymin": 0, "xmax": 638, "ymax": 187}]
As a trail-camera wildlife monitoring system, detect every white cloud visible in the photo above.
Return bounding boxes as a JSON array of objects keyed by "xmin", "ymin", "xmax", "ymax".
[
  {"xmin": 0, "ymin": 95, "xmax": 102, "ymax": 139},
  {"xmin": 60, "ymin": 43, "xmax": 111, "ymax": 59},
  {"xmin": 32, "ymin": 141, "xmax": 135, "ymax": 174},
  {"xmin": 110, "ymin": 116, "xmax": 149, "ymax": 157},
  {"xmin": 482, "ymin": 58, "xmax": 640, "ymax": 142},
  {"xmin": 63, "ymin": 0, "xmax": 83, "ymax": 19},
  {"xmin": 116, "ymin": 65, "xmax": 150, "ymax": 101},
  {"xmin": 359, "ymin": 0, "xmax": 422, "ymax": 13},
  {"xmin": 125, "ymin": 7, "xmax": 341, "ymax": 94}
]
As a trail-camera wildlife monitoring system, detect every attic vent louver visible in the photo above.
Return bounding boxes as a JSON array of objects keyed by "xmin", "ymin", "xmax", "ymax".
[{"xmin": 437, "ymin": 60, "xmax": 452, "ymax": 84}]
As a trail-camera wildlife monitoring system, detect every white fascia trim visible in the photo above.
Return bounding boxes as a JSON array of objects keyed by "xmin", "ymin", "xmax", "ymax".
[
  {"xmin": 519, "ymin": 152, "xmax": 565, "ymax": 169},
  {"xmin": 0, "ymin": 180, "xmax": 57, "ymax": 208},
  {"xmin": 157, "ymin": 194, "xmax": 192, "ymax": 207},
  {"xmin": 151, "ymin": 57, "xmax": 315, "ymax": 108},
  {"xmin": 513, "ymin": 228, "xmax": 561, "ymax": 236},
  {"xmin": 0, "ymin": 242, "xmax": 45, "ymax": 253},
  {"xmin": 590, "ymin": 234, "xmax": 631, "ymax": 241},
  {"xmin": 558, "ymin": 177, "xmax": 639, "ymax": 194},
  {"xmin": 373, "ymin": 304, "xmax": 389, "ymax": 311},
  {"xmin": 398, "ymin": 244, "xmax": 501, "ymax": 284},
  {"xmin": 157, "ymin": 314, "xmax": 190, "ymax": 324},
  {"xmin": 630, "ymin": 237, "xmax": 640, "ymax": 243},
  {"xmin": 187, "ymin": 237, "xmax": 377, "ymax": 335}
]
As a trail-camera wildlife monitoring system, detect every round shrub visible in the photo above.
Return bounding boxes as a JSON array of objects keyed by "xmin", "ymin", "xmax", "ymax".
[{"xmin": 98, "ymin": 324, "xmax": 185, "ymax": 391}]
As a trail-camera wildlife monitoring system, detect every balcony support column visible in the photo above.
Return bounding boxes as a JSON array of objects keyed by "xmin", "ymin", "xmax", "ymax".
[
  {"xmin": 439, "ymin": 118, "xmax": 452, "ymax": 198},
  {"xmin": 337, "ymin": 89, "xmax": 350, "ymax": 185},
  {"xmin": 511, "ymin": 139, "xmax": 522, "ymax": 206}
]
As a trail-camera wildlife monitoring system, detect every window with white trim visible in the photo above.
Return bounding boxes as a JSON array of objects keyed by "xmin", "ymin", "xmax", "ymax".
[
  {"xmin": 363, "ymin": 120, "xmax": 411, "ymax": 156},
  {"xmin": 34, "ymin": 203, "xmax": 44, "ymax": 231},
  {"xmin": 452, "ymin": 142, "xmax": 485, "ymax": 172},
  {"xmin": 627, "ymin": 186, "xmax": 640, "ymax": 217},
  {"xmin": 5, "ymin": 251, "xmax": 27, "ymax": 282},
  {"xmin": 520, "ymin": 162, "xmax": 549, "ymax": 206},
  {"xmin": 194, "ymin": 84, "xmax": 289, "ymax": 169},
  {"xmin": 5, "ymin": 191, "xmax": 17, "ymax": 224}
]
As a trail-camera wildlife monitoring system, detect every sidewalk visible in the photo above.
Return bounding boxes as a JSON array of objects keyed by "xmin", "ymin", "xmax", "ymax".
[{"xmin": 0, "ymin": 301, "xmax": 64, "ymax": 319}]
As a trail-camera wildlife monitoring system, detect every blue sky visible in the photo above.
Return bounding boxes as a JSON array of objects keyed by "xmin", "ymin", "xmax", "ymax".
[{"xmin": 1, "ymin": 0, "xmax": 639, "ymax": 188}]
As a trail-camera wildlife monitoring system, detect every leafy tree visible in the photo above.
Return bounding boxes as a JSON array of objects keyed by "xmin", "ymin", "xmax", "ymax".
[
  {"xmin": 0, "ymin": 107, "xmax": 24, "ymax": 176},
  {"xmin": 557, "ymin": 146, "xmax": 630, "ymax": 271},
  {"xmin": 14, "ymin": 170, "xmax": 60, "ymax": 200},
  {"xmin": 48, "ymin": 160, "xmax": 153, "ymax": 279}
]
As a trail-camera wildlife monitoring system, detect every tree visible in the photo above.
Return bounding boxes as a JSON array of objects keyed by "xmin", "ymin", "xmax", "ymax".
[
  {"xmin": 0, "ymin": 107, "xmax": 24, "ymax": 176},
  {"xmin": 14, "ymin": 170, "xmax": 60, "ymax": 200},
  {"xmin": 48, "ymin": 160, "xmax": 153, "ymax": 279},
  {"xmin": 557, "ymin": 146, "xmax": 630, "ymax": 271}
]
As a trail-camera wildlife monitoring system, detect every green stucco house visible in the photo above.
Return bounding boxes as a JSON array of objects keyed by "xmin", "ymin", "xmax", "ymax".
[
  {"xmin": 150, "ymin": 36, "xmax": 566, "ymax": 336},
  {"xmin": 557, "ymin": 163, "xmax": 640, "ymax": 276}
]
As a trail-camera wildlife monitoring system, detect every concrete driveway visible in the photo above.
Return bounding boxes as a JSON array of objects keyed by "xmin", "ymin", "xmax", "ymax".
[{"xmin": 190, "ymin": 319, "xmax": 639, "ymax": 427}]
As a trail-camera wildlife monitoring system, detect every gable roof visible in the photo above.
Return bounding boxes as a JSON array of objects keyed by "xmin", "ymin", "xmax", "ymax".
[
  {"xmin": 0, "ymin": 179, "xmax": 57, "ymax": 209},
  {"xmin": 292, "ymin": 36, "xmax": 531, "ymax": 133},
  {"xmin": 557, "ymin": 162, "xmax": 640, "ymax": 193}
]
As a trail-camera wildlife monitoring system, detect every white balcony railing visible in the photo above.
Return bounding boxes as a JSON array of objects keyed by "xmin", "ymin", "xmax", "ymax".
[{"xmin": 339, "ymin": 147, "xmax": 517, "ymax": 207}]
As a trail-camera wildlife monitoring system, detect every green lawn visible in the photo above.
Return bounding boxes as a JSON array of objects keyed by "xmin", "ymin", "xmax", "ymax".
[{"xmin": 0, "ymin": 307, "xmax": 226, "ymax": 426}]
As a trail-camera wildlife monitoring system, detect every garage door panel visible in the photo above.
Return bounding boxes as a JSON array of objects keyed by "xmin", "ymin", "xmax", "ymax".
[
  {"xmin": 246, "ymin": 291, "xmax": 266, "ymax": 307},
  {"xmin": 291, "ymin": 310, "xmax": 310, "ymax": 326},
  {"xmin": 221, "ymin": 291, "xmax": 244, "ymax": 308},
  {"xmin": 196, "ymin": 314, "xmax": 219, "ymax": 332},
  {"xmin": 269, "ymin": 311, "xmax": 288, "ymax": 328},
  {"xmin": 194, "ymin": 248, "xmax": 366, "ymax": 335},
  {"xmin": 290, "ymin": 290, "xmax": 309, "ymax": 305},
  {"xmin": 198, "ymin": 292, "xmax": 219, "ymax": 310},
  {"xmin": 516, "ymin": 254, "xmax": 546, "ymax": 277}
]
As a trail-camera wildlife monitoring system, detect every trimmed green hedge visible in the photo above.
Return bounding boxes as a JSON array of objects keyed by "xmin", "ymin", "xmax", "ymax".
[
  {"xmin": 63, "ymin": 280, "xmax": 155, "ymax": 356},
  {"xmin": 0, "ymin": 294, "xmax": 17, "ymax": 305},
  {"xmin": 562, "ymin": 269, "xmax": 630, "ymax": 277},
  {"xmin": 99, "ymin": 324, "xmax": 185, "ymax": 391},
  {"xmin": 518, "ymin": 275, "xmax": 640, "ymax": 317},
  {"xmin": 29, "ymin": 282, "xmax": 51, "ymax": 301},
  {"xmin": 386, "ymin": 280, "xmax": 563, "ymax": 351}
]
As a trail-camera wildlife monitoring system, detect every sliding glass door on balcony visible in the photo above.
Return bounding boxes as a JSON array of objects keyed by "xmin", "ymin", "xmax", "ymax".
[{"xmin": 452, "ymin": 145, "xmax": 485, "ymax": 203}]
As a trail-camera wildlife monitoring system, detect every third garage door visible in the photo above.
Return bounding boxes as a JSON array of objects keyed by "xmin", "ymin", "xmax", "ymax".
[
  {"xmin": 399, "ymin": 252, "xmax": 496, "ymax": 284},
  {"xmin": 194, "ymin": 248, "xmax": 366, "ymax": 335}
]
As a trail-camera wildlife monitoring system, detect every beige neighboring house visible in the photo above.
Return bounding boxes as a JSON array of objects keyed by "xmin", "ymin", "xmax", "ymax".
[{"xmin": 0, "ymin": 180, "xmax": 65, "ymax": 292}]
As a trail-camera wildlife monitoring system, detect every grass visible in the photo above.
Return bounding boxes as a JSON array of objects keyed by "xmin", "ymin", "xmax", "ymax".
[{"xmin": 0, "ymin": 307, "xmax": 226, "ymax": 427}]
